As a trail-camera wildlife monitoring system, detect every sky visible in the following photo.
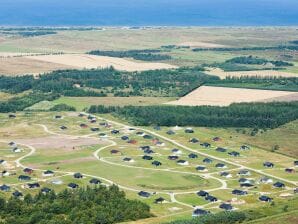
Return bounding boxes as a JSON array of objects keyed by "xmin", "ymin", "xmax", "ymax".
[{"xmin": 0, "ymin": 0, "xmax": 297, "ymax": 26}]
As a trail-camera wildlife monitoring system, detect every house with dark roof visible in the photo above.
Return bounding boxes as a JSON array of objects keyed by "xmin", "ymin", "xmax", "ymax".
[
  {"xmin": 259, "ymin": 195, "xmax": 272, "ymax": 202},
  {"xmin": 155, "ymin": 197, "xmax": 165, "ymax": 204},
  {"xmin": 136, "ymin": 131, "xmax": 144, "ymax": 136},
  {"xmin": 80, "ymin": 123, "xmax": 88, "ymax": 128},
  {"xmin": 188, "ymin": 153, "xmax": 198, "ymax": 159},
  {"xmin": 43, "ymin": 170, "xmax": 54, "ymax": 177},
  {"xmin": 215, "ymin": 163, "xmax": 226, "ymax": 168},
  {"xmin": 238, "ymin": 170, "xmax": 250, "ymax": 176},
  {"xmin": 138, "ymin": 191, "xmax": 151, "ymax": 198},
  {"xmin": 144, "ymin": 149, "xmax": 154, "ymax": 154},
  {"xmin": 177, "ymin": 160, "xmax": 189, "ymax": 166},
  {"xmin": 220, "ymin": 172, "xmax": 232, "ymax": 178},
  {"xmin": 213, "ymin": 137, "xmax": 221, "ymax": 142},
  {"xmin": 201, "ymin": 142, "xmax": 211, "ymax": 148},
  {"xmin": 91, "ymin": 127, "xmax": 100, "ymax": 132},
  {"xmin": 73, "ymin": 173, "xmax": 83, "ymax": 179},
  {"xmin": 68, "ymin": 183, "xmax": 79, "ymax": 189},
  {"xmin": 110, "ymin": 149, "xmax": 120, "ymax": 154},
  {"xmin": 216, "ymin": 147, "xmax": 227, "ymax": 153},
  {"xmin": 8, "ymin": 114, "xmax": 16, "ymax": 118},
  {"xmin": 263, "ymin": 162, "xmax": 274, "ymax": 168},
  {"xmin": 152, "ymin": 161, "xmax": 162, "ymax": 166},
  {"xmin": 89, "ymin": 178, "xmax": 101, "ymax": 184},
  {"xmin": 259, "ymin": 176, "xmax": 273, "ymax": 184},
  {"xmin": 168, "ymin": 155, "xmax": 179, "ymax": 160},
  {"xmin": 12, "ymin": 191, "xmax": 23, "ymax": 198},
  {"xmin": 55, "ymin": 115, "xmax": 62, "ymax": 119},
  {"xmin": 219, "ymin": 203, "xmax": 233, "ymax": 211},
  {"xmin": 111, "ymin": 130, "xmax": 120, "ymax": 134},
  {"xmin": 27, "ymin": 183, "xmax": 40, "ymax": 189},
  {"xmin": 2, "ymin": 170, "xmax": 9, "ymax": 177},
  {"xmin": 294, "ymin": 161, "xmax": 298, "ymax": 167},
  {"xmin": 285, "ymin": 168, "xmax": 295, "ymax": 173},
  {"xmin": 8, "ymin": 142, "xmax": 16, "ymax": 147},
  {"xmin": 18, "ymin": 175, "xmax": 31, "ymax": 181},
  {"xmin": 143, "ymin": 155, "xmax": 153, "ymax": 160},
  {"xmin": 140, "ymin": 146, "xmax": 150, "ymax": 151},
  {"xmin": 123, "ymin": 157, "xmax": 134, "ymax": 163},
  {"xmin": 228, "ymin": 151, "xmax": 240, "ymax": 157},
  {"xmin": 166, "ymin": 130, "xmax": 175, "ymax": 135},
  {"xmin": 172, "ymin": 149, "xmax": 182, "ymax": 154},
  {"xmin": 196, "ymin": 166, "xmax": 207, "ymax": 171},
  {"xmin": 189, "ymin": 138, "xmax": 199, "ymax": 143},
  {"xmin": 143, "ymin": 135, "xmax": 153, "ymax": 139},
  {"xmin": 185, "ymin": 128, "xmax": 194, "ymax": 133},
  {"xmin": 240, "ymin": 145, "xmax": 250, "ymax": 150},
  {"xmin": 192, "ymin": 208, "xmax": 209, "ymax": 217},
  {"xmin": 197, "ymin": 190, "xmax": 209, "ymax": 197},
  {"xmin": 0, "ymin": 184, "xmax": 10, "ymax": 192},
  {"xmin": 205, "ymin": 195, "xmax": 218, "ymax": 202},
  {"xmin": 0, "ymin": 159, "xmax": 7, "ymax": 165},
  {"xmin": 41, "ymin": 187, "xmax": 52, "ymax": 194},
  {"xmin": 240, "ymin": 183, "xmax": 254, "ymax": 188},
  {"xmin": 121, "ymin": 136, "xmax": 129, "ymax": 141},
  {"xmin": 273, "ymin": 182, "xmax": 285, "ymax": 188},
  {"xmin": 203, "ymin": 158, "xmax": 213, "ymax": 164},
  {"xmin": 99, "ymin": 133, "xmax": 108, "ymax": 138},
  {"xmin": 60, "ymin": 126, "xmax": 67, "ymax": 130},
  {"xmin": 23, "ymin": 168, "xmax": 33, "ymax": 174},
  {"xmin": 232, "ymin": 189, "xmax": 247, "ymax": 196}
]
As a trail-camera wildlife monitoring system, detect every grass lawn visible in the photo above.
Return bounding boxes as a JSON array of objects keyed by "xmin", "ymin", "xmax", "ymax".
[{"xmin": 51, "ymin": 96, "xmax": 176, "ymax": 111}]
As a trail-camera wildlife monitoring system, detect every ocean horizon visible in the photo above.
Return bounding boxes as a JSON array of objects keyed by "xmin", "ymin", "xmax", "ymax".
[{"xmin": 0, "ymin": 0, "xmax": 298, "ymax": 26}]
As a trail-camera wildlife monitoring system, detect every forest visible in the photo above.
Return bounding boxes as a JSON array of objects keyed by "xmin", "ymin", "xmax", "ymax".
[
  {"xmin": 0, "ymin": 67, "xmax": 216, "ymax": 97},
  {"xmin": 88, "ymin": 49, "xmax": 172, "ymax": 61},
  {"xmin": 0, "ymin": 185, "xmax": 151, "ymax": 224},
  {"xmin": 88, "ymin": 102, "xmax": 298, "ymax": 128}
]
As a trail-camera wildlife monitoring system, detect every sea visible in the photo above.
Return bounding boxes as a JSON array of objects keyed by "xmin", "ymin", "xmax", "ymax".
[{"xmin": 0, "ymin": 0, "xmax": 297, "ymax": 26}]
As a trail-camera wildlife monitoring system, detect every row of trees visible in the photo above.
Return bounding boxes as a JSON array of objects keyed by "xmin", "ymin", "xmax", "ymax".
[
  {"xmin": 89, "ymin": 102, "xmax": 298, "ymax": 128},
  {"xmin": 207, "ymin": 76, "xmax": 298, "ymax": 91},
  {"xmin": 225, "ymin": 56, "xmax": 293, "ymax": 67},
  {"xmin": 88, "ymin": 49, "xmax": 171, "ymax": 61},
  {"xmin": 192, "ymin": 45, "xmax": 298, "ymax": 52},
  {"xmin": 0, "ymin": 185, "xmax": 152, "ymax": 224}
]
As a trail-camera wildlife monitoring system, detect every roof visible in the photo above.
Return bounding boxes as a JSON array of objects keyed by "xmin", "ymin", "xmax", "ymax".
[
  {"xmin": 18, "ymin": 175, "xmax": 31, "ymax": 180},
  {"xmin": 68, "ymin": 183, "xmax": 79, "ymax": 188},
  {"xmin": 168, "ymin": 155, "xmax": 179, "ymax": 160},
  {"xmin": 152, "ymin": 161, "xmax": 162, "ymax": 166},
  {"xmin": 155, "ymin": 197, "xmax": 165, "ymax": 203},
  {"xmin": 138, "ymin": 191, "xmax": 151, "ymax": 198},
  {"xmin": 28, "ymin": 183, "xmax": 40, "ymax": 188},
  {"xmin": 232, "ymin": 189, "xmax": 247, "ymax": 195},
  {"xmin": 197, "ymin": 190, "xmax": 209, "ymax": 197},
  {"xmin": 41, "ymin": 187, "xmax": 52, "ymax": 193},
  {"xmin": 192, "ymin": 208, "xmax": 209, "ymax": 216},
  {"xmin": 0, "ymin": 184, "xmax": 10, "ymax": 191},
  {"xmin": 215, "ymin": 163, "xmax": 226, "ymax": 168},
  {"xmin": 228, "ymin": 151, "xmax": 240, "ymax": 157},
  {"xmin": 259, "ymin": 195, "xmax": 272, "ymax": 202},
  {"xmin": 12, "ymin": 191, "xmax": 23, "ymax": 197},
  {"xmin": 74, "ymin": 173, "xmax": 83, "ymax": 178},
  {"xmin": 205, "ymin": 195, "xmax": 217, "ymax": 202},
  {"xmin": 203, "ymin": 158, "xmax": 213, "ymax": 163},
  {"xmin": 263, "ymin": 162, "xmax": 274, "ymax": 167},
  {"xmin": 143, "ymin": 155, "xmax": 153, "ymax": 160},
  {"xmin": 188, "ymin": 153, "xmax": 198, "ymax": 158},
  {"xmin": 273, "ymin": 182, "xmax": 285, "ymax": 188},
  {"xmin": 216, "ymin": 147, "xmax": 227, "ymax": 152},
  {"xmin": 196, "ymin": 166, "xmax": 206, "ymax": 171},
  {"xmin": 219, "ymin": 203, "xmax": 233, "ymax": 210},
  {"xmin": 89, "ymin": 178, "xmax": 101, "ymax": 184}
]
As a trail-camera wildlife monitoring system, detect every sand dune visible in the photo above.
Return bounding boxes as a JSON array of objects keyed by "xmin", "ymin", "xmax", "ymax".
[{"xmin": 166, "ymin": 86, "xmax": 298, "ymax": 106}]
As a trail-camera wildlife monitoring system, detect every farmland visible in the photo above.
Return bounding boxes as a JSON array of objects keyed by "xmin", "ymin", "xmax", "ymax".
[{"xmin": 166, "ymin": 86, "xmax": 298, "ymax": 106}]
